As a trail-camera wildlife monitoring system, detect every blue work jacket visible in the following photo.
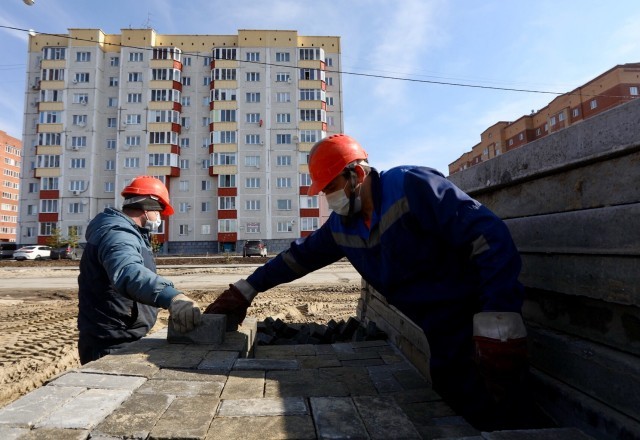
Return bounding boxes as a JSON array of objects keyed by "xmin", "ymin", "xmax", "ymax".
[
  {"xmin": 77, "ymin": 208, "xmax": 180, "ymax": 343},
  {"xmin": 247, "ymin": 166, "xmax": 524, "ymax": 368}
]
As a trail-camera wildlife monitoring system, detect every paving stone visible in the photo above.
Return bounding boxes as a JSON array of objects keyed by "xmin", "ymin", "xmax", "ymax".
[
  {"xmin": 331, "ymin": 342, "xmax": 355, "ymax": 353},
  {"xmin": 0, "ymin": 426, "xmax": 30, "ymax": 439},
  {"xmin": 418, "ymin": 424, "xmax": 480, "ymax": 439},
  {"xmin": 254, "ymin": 345, "xmax": 298, "ymax": 359},
  {"xmin": 208, "ymin": 415, "xmax": 316, "ymax": 440},
  {"xmin": 220, "ymin": 370, "xmax": 265, "ymax": 399},
  {"xmin": 393, "ymin": 368, "xmax": 431, "ymax": 390},
  {"xmin": 217, "ymin": 397, "xmax": 308, "ymax": 417},
  {"xmin": 340, "ymin": 358, "xmax": 386, "ymax": 367},
  {"xmin": 92, "ymin": 393, "xmax": 174, "ymax": 439},
  {"xmin": 35, "ymin": 388, "xmax": 133, "ymax": 430},
  {"xmin": 292, "ymin": 344, "xmax": 318, "ymax": 356},
  {"xmin": 198, "ymin": 350, "xmax": 239, "ymax": 372},
  {"xmin": 296, "ymin": 354, "xmax": 341, "ymax": 369},
  {"xmin": 152, "ymin": 368, "xmax": 228, "ymax": 382},
  {"xmin": 318, "ymin": 367, "xmax": 378, "ymax": 396},
  {"xmin": 145, "ymin": 346, "xmax": 207, "ymax": 369},
  {"xmin": 136, "ymin": 379, "xmax": 223, "ymax": 397},
  {"xmin": 400, "ymin": 400, "xmax": 457, "ymax": 426},
  {"xmin": 335, "ymin": 350, "xmax": 383, "ymax": 361},
  {"xmin": 389, "ymin": 387, "xmax": 442, "ymax": 405},
  {"xmin": 148, "ymin": 395, "xmax": 218, "ymax": 439},
  {"xmin": 483, "ymin": 428, "xmax": 596, "ymax": 439},
  {"xmin": 0, "ymin": 385, "xmax": 85, "ymax": 427},
  {"xmin": 314, "ymin": 344, "xmax": 338, "ymax": 355},
  {"xmin": 310, "ymin": 397, "xmax": 368, "ymax": 439},
  {"xmin": 431, "ymin": 415, "xmax": 471, "ymax": 426},
  {"xmin": 19, "ymin": 428, "xmax": 91, "ymax": 439},
  {"xmin": 218, "ymin": 331, "xmax": 252, "ymax": 356},
  {"xmin": 48, "ymin": 372, "xmax": 147, "ymax": 390},
  {"xmin": 80, "ymin": 353, "xmax": 160, "ymax": 378},
  {"xmin": 353, "ymin": 395, "xmax": 421, "ymax": 439},
  {"xmin": 266, "ymin": 370, "xmax": 350, "ymax": 398},
  {"xmin": 233, "ymin": 358, "xmax": 299, "ymax": 371},
  {"xmin": 167, "ymin": 313, "xmax": 227, "ymax": 345}
]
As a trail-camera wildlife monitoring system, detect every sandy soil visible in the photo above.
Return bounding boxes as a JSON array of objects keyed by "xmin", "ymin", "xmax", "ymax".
[{"xmin": 0, "ymin": 259, "xmax": 361, "ymax": 408}]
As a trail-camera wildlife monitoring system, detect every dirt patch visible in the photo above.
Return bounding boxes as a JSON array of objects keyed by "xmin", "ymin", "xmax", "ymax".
[{"xmin": 0, "ymin": 259, "xmax": 360, "ymax": 408}]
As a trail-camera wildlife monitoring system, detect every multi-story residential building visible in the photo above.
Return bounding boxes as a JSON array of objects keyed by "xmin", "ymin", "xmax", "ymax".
[
  {"xmin": 21, "ymin": 29, "xmax": 342, "ymax": 254},
  {"xmin": 449, "ymin": 62, "xmax": 640, "ymax": 174},
  {"xmin": 0, "ymin": 130, "xmax": 21, "ymax": 243}
]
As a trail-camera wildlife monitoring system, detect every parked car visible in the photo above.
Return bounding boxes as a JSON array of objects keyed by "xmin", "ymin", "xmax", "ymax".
[
  {"xmin": 0, "ymin": 242, "xmax": 18, "ymax": 259},
  {"xmin": 50, "ymin": 243, "xmax": 86, "ymax": 260},
  {"xmin": 242, "ymin": 239, "xmax": 267, "ymax": 257},
  {"xmin": 13, "ymin": 245, "xmax": 52, "ymax": 261}
]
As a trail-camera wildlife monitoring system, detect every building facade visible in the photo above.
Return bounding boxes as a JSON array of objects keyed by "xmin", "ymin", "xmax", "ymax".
[
  {"xmin": 449, "ymin": 63, "xmax": 640, "ymax": 174},
  {"xmin": 21, "ymin": 29, "xmax": 342, "ymax": 253},
  {"xmin": 0, "ymin": 130, "xmax": 21, "ymax": 242}
]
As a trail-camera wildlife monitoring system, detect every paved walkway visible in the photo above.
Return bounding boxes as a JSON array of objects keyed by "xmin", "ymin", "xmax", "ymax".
[{"xmin": 0, "ymin": 321, "xmax": 593, "ymax": 439}]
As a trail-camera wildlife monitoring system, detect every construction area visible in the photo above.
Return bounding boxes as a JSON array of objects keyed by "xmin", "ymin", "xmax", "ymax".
[{"xmin": 1, "ymin": 97, "xmax": 639, "ymax": 439}]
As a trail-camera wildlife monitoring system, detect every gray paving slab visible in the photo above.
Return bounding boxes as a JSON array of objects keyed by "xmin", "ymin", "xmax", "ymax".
[
  {"xmin": 483, "ymin": 428, "xmax": 596, "ymax": 439},
  {"xmin": 48, "ymin": 371, "xmax": 147, "ymax": 390},
  {"xmin": 0, "ymin": 426, "xmax": 31, "ymax": 440},
  {"xmin": 335, "ymin": 350, "xmax": 383, "ymax": 361},
  {"xmin": 233, "ymin": 358, "xmax": 299, "ymax": 370},
  {"xmin": 254, "ymin": 345, "xmax": 298, "ymax": 359},
  {"xmin": 0, "ymin": 385, "xmax": 85, "ymax": 427},
  {"xmin": 92, "ymin": 392, "xmax": 174, "ymax": 439},
  {"xmin": 144, "ymin": 345, "xmax": 208, "ymax": 369},
  {"xmin": 310, "ymin": 397, "xmax": 369, "ymax": 440},
  {"xmin": 208, "ymin": 415, "xmax": 316, "ymax": 440},
  {"xmin": 318, "ymin": 366, "xmax": 378, "ymax": 396},
  {"xmin": 19, "ymin": 428, "xmax": 91, "ymax": 439},
  {"xmin": 296, "ymin": 354, "xmax": 341, "ymax": 369},
  {"xmin": 80, "ymin": 353, "xmax": 160, "ymax": 378},
  {"xmin": 266, "ymin": 369, "xmax": 350, "ymax": 398},
  {"xmin": 35, "ymin": 388, "xmax": 133, "ymax": 429},
  {"xmin": 167, "ymin": 313, "xmax": 226, "ymax": 345},
  {"xmin": 149, "ymin": 395, "xmax": 218, "ymax": 439},
  {"xmin": 151, "ymin": 368, "xmax": 228, "ymax": 382},
  {"xmin": 136, "ymin": 378, "xmax": 224, "ymax": 397},
  {"xmin": 217, "ymin": 397, "xmax": 308, "ymax": 417},
  {"xmin": 353, "ymin": 395, "xmax": 421, "ymax": 439},
  {"xmin": 198, "ymin": 350, "xmax": 239, "ymax": 372},
  {"xmin": 340, "ymin": 358, "xmax": 386, "ymax": 367},
  {"xmin": 219, "ymin": 370, "xmax": 265, "ymax": 399}
]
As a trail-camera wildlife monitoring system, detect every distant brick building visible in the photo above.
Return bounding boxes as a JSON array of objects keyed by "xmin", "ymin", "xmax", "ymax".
[
  {"xmin": 449, "ymin": 63, "xmax": 640, "ymax": 174},
  {"xmin": 0, "ymin": 130, "xmax": 21, "ymax": 242}
]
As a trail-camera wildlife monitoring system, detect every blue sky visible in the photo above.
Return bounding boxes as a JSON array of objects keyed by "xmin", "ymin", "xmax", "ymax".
[{"xmin": 1, "ymin": 0, "xmax": 639, "ymax": 175}]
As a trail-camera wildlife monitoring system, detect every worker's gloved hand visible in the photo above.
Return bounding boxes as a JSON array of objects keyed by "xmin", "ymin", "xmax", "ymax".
[
  {"xmin": 204, "ymin": 280, "xmax": 255, "ymax": 331},
  {"xmin": 169, "ymin": 293, "xmax": 202, "ymax": 333},
  {"xmin": 473, "ymin": 312, "xmax": 529, "ymax": 402}
]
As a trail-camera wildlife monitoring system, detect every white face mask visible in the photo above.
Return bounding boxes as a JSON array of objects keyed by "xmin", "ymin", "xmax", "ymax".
[
  {"xmin": 325, "ymin": 182, "xmax": 361, "ymax": 216},
  {"xmin": 144, "ymin": 211, "xmax": 162, "ymax": 232}
]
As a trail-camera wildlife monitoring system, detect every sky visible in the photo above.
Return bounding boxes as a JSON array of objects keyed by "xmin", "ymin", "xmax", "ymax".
[{"xmin": 1, "ymin": 0, "xmax": 639, "ymax": 175}]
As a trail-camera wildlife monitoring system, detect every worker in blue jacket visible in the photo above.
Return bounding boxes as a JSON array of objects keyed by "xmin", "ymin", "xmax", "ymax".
[
  {"xmin": 78, "ymin": 176, "xmax": 201, "ymax": 364},
  {"xmin": 205, "ymin": 134, "xmax": 531, "ymax": 430}
]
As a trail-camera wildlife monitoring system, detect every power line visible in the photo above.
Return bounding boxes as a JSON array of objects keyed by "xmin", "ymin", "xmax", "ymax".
[{"xmin": 1, "ymin": 24, "xmax": 638, "ymax": 100}]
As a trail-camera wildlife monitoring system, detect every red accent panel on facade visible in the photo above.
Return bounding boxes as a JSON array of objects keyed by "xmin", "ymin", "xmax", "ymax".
[
  {"xmin": 172, "ymin": 80, "xmax": 182, "ymax": 92},
  {"xmin": 173, "ymin": 60, "xmax": 182, "ymax": 70},
  {"xmin": 210, "ymin": 101, "xmax": 215, "ymax": 111},
  {"xmin": 209, "ymin": 122, "xmax": 214, "ymax": 132},
  {"xmin": 218, "ymin": 210, "xmax": 237, "ymax": 219},
  {"xmin": 37, "ymin": 236, "xmax": 48, "ymax": 245},
  {"xmin": 38, "ymin": 213, "xmax": 59, "ymax": 222},
  {"xmin": 321, "ymin": 82, "xmax": 326, "ymax": 91},
  {"xmin": 208, "ymin": 144, "xmax": 215, "ymax": 154},
  {"xmin": 299, "ymin": 186, "xmax": 310, "ymax": 196},
  {"xmin": 300, "ymin": 209, "xmax": 319, "ymax": 217},
  {"xmin": 301, "ymin": 230, "xmax": 313, "ymax": 238},
  {"xmin": 172, "ymin": 102, "xmax": 182, "ymax": 112},
  {"xmin": 322, "ymin": 122, "xmax": 327, "ymax": 132},
  {"xmin": 208, "ymin": 166, "xmax": 216, "ymax": 177},
  {"xmin": 40, "ymin": 190, "xmax": 59, "ymax": 199},
  {"xmin": 210, "ymin": 81, "xmax": 215, "ymax": 91},
  {"xmin": 172, "ymin": 122, "xmax": 181, "ymax": 134},
  {"xmin": 168, "ymin": 167, "xmax": 180, "ymax": 177},
  {"xmin": 171, "ymin": 145, "xmax": 181, "ymax": 155},
  {"xmin": 218, "ymin": 187, "xmax": 237, "ymax": 197},
  {"xmin": 218, "ymin": 232, "xmax": 237, "ymax": 242}
]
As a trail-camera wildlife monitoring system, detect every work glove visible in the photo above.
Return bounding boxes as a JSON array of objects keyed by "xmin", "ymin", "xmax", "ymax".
[
  {"xmin": 169, "ymin": 293, "xmax": 202, "ymax": 333},
  {"xmin": 204, "ymin": 280, "xmax": 255, "ymax": 331},
  {"xmin": 472, "ymin": 312, "xmax": 529, "ymax": 402}
]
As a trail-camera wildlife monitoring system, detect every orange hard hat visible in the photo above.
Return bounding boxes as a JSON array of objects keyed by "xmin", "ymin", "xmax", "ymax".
[
  {"xmin": 121, "ymin": 176, "xmax": 174, "ymax": 216},
  {"xmin": 307, "ymin": 134, "xmax": 368, "ymax": 196}
]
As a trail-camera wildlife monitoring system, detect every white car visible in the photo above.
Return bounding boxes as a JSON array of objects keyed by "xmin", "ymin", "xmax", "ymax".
[{"xmin": 13, "ymin": 245, "xmax": 52, "ymax": 261}]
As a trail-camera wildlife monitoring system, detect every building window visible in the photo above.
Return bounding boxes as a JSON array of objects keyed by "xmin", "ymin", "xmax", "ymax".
[
  {"xmin": 125, "ymin": 136, "xmax": 141, "ymax": 146},
  {"xmin": 70, "ymin": 158, "xmax": 86, "ymax": 169},
  {"xmin": 245, "ymin": 200, "xmax": 261, "ymax": 210},
  {"xmin": 245, "ymin": 177, "xmax": 260, "ymax": 188},
  {"xmin": 39, "ymin": 222, "xmax": 57, "ymax": 236},
  {"xmin": 276, "ymin": 177, "xmax": 292, "ymax": 188},
  {"xmin": 246, "ymin": 113, "xmax": 261, "ymax": 124},
  {"xmin": 181, "ymin": 96, "xmax": 191, "ymax": 106},
  {"xmin": 108, "ymin": 97, "xmax": 118, "ymax": 107},
  {"xmin": 180, "ymin": 159, "xmax": 189, "ymax": 169},
  {"xmin": 104, "ymin": 182, "xmax": 114, "ymax": 192},
  {"xmin": 213, "ymin": 68, "xmax": 236, "ymax": 80},
  {"xmin": 300, "ymin": 195, "xmax": 318, "ymax": 208},
  {"xmin": 72, "ymin": 115, "xmax": 87, "ymax": 126},
  {"xmin": 590, "ymin": 99, "xmax": 598, "ymax": 110},
  {"xmin": 277, "ymin": 199, "xmax": 292, "ymax": 210},
  {"xmin": 76, "ymin": 51, "xmax": 91, "ymax": 62},
  {"xmin": 245, "ymin": 134, "xmax": 261, "ymax": 145},
  {"xmin": 124, "ymin": 157, "xmax": 140, "ymax": 168},
  {"xmin": 550, "ymin": 116, "xmax": 556, "ymax": 126},
  {"xmin": 43, "ymin": 47, "xmax": 66, "ymax": 60},
  {"xmin": 276, "ymin": 134, "xmax": 292, "ymax": 144},
  {"xmin": 74, "ymin": 73, "xmax": 90, "ymax": 83},
  {"xmin": 203, "ymin": 76, "xmax": 211, "ymax": 86},
  {"xmin": 201, "ymin": 224, "xmax": 211, "ymax": 235},
  {"xmin": 69, "ymin": 180, "xmax": 86, "ymax": 191},
  {"xmin": 218, "ymin": 197, "xmax": 236, "ymax": 210},
  {"xmin": 107, "ymin": 117, "xmax": 117, "ymax": 128},
  {"xmin": 126, "ymin": 114, "xmax": 142, "ymax": 125},
  {"xmin": 276, "ymin": 155, "xmax": 291, "ymax": 166},
  {"xmin": 277, "ymin": 221, "xmax": 293, "ymax": 233},
  {"xmin": 179, "ymin": 180, "xmax": 189, "ymax": 192},
  {"xmin": 127, "ymin": 93, "xmax": 142, "ymax": 103},
  {"xmin": 178, "ymin": 224, "xmax": 189, "ymax": 236},
  {"xmin": 301, "ymin": 217, "xmax": 319, "ymax": 231},
  {"xmin": 246, "ymin": 52, "xmax": 260, "ymax": 62},
  {"xmin": 630, "ymin": 86, "xmax": 638, "ymax": 96},
  {"xmin": 276, "ymin": 92, "xmax": 291, "ymax": 102},
  {"xmin": 68, "ymin": 202, "xmax": 84, "ymax": 214},
  {"xmin": 109, "ymin": 77, "xmax": 118, "ymax": 87},
  {"xmin": 245, "ymin": 155, "xmax": 260, "ymax": 167},
  {"xmin": 276, "ymin": 52, "xmax": 290, "ymax": 63},
  {"xmin": 180, "ymin": 138, "xmax": 190, "ymax": 148},
  {"xmin": 213, "ymin": 152, "xmax": 236, "ymax": 165},
  {"xmin": 218, "ymin": 219, "xmax": 237, "ymax": 233},
  {"xmin": 110, "ymin": 56, "xmax": 119, "ymax": 66},
  {"xmin": 129, "ymin": 52, "xmax": 144, "ymax": 62},
  {"xmin": 106, "ymin": 139, "xmax": 116, "ymax": 149},
  {"xmin": 183, "ymin": 56, "xmax": 191, "ymax": 66},
  {"xmin": 181, "ymin": 76, "xmax": 191, "ymax": 86},
  {"xmin": 40, "ymin": 199, "xmax": 58, "ymax": 213},
  {"xmin": 105, "ymin": 159, "xmax": 114, "ymax": 170},
  {"xmin": 218, "ymin": 175, "xmax": 236, "ymax": 188},
  {"xmin": 300, "ymin": 173, "xmax": 311, "ymax": 186},
  {"xmin": 276, "ymin": 72, "xmax": 291, "ymax": 82},
  {"xmin": 71, "ymin": 136, "xmax": 87, "ymax": 148},
  {"xmin": 201, "ymin": 180, "xmax": 212, "ymax": 191},
  {"xmin": 572, "ymin": 108, "xmax": 580, "ymax": 118},
  {"xmin": 276, "ymin": 113, "xmax": 291, "ymax": 123},
  {"xmin": 246, "ymin": 92, "xmax": 261, "ymax": 103},
  {"xmin": 246, "ymin": 72, "xmax": 260, "ymax": 82}
]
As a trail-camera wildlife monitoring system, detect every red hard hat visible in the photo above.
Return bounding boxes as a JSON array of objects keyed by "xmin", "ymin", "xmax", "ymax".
[
  {"xmin": 121, "ymin": 176, "xmax": 174, "ymax": 216},
  {"xmin": 307, "ymin": 134, "xmax": 368, "ymax": 196}
]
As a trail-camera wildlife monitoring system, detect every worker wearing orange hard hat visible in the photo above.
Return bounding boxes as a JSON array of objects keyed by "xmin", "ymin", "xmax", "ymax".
[{"xmin": 77, "ymin": 176, "xmax": 201, "ymax": 364}]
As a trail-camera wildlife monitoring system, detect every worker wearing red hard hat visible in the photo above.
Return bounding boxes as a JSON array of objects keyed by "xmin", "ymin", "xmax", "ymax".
[{"xmin": 77, "ymin": 176, "xmax": 201, "ymax": 364}]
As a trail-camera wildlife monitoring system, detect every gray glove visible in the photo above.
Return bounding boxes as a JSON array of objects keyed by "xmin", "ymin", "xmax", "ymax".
[{"xmin": 169, "ymin": 293, "xmax": 202, "ymax": 333}]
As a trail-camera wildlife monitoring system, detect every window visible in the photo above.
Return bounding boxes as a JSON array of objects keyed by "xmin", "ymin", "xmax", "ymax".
[
  {"xmin": 572, "ymin": 108, "xmax": 580, "ymax": 117},
  {"xmin": 277, "ymin": 199, "xmax": 292, "ymax": 210},
  {"xmin": 105, "ymin": 182, "xmax": 114, "ymax": 192},
  {"xmin": 71, "ymin": 136, "xmax": 87, "ymax": 148},
  {"xmin": 245, "ymin": 200, "xmax": 261, "ymax": 210},
  {"xmin": 590, "ymin": 99, "xmax": 598, "ymax": 110},
  {"xmin": 276, "ymin": 52, "xmax": 290, "ymax": 63},
  {"xmin": 301, "ymin": 217, "xmax": 319, "ymax": 231},
  {"xmin": 183, "ymin": 56, "xmax": 192, "ymax": 66},
  {"xmin": 246, "ymin": 113, "xmax": 261, "ymax": 124},
  {"xmin": 69, "ymin": 180, "xmax": 86, "ymax": 191},
  {"xmin": 536, "ymin": 128, "xmax": 542, "ymax": 136},
  {"xmin": 245, "ymin": 155, "xmax": 260, "ymax": 167},
  {"xmin": 300, "ymin": 130, "xmax": 322, "ymax": 143},
  {"xmin": 300, "ymin": 109, "xmax": 325, "ymax": 122},
  {"xmin": 326, "ymin": 77, "xmax": 333, "ymax": 86},
  {"xmin": 70, "ymin": 158, "xmax": 86, "ymax": 169},
  {"xmin": 124, "ymin": 157, "xmax": 140, "ymax": 168},
  {"xmin": 276, "ymin": 177, "xmax": 292, "ymax": 188},
  {"xmin": 276, "ymin": 113, "xmax": 291, "ymax": 123},
  {"xmin": 213, "ymin": 153, "xmax": 237, "ymax": 165},
  {"xmin": 246, "ymin": 72, "xmax": 260, "ymax": 82},
  {"xmin": 276, "ymin": 92, "xmax": 291, "ymax": 102},
  {"xmin": 213, "ymin": 68, "xmax": 236, "ymax": 80},
  {"xmin": 276, "ymin": 155, "xmax": 291, "ymax": 166},
  {"xmin": 73, "ymin": 93, "xmax": 89, "ymax": 104},
  {"xmin": 27, "ymin": 204, "xmax": 37, "ymax": 215},
  {"xmin": 245, "ymin": 134, "xmax": 261, "ymax": 145},
  {"xmin": 245, "ymin": 177, "xmax": 260, "ymax": 188},
  {"xmin": 181, "ymin": 76, "xmax": 191, "ymax": 86},
  {"xmin": 178, "ymin": 202, "xmax": 190, "ymax": 213},
  {"xmin": 558, "ymin": 112, "xmax": 565, "ymax": 122},
  {"xmin": 74, "ymin": 72, "xmax": 90, "ymax": 83},
  {"xmin": 180, "ymin": 138, "xmax": 190, "ymax": 148},
  {"xmin": 203, "ymin": 56, "xmax": 212, "ymax": 66},
  {"xmin": 76, "ymin": 51, "xmax": 91, "ymax": 62},
  {"xmin": 212, "ymin": 89, "xmax": 236, "ymax": 101},
  {"xmin": 550, "ymin": 116, "xmax": 556, "ymax": 126},
  {"xmin": 211, "ymin": 131, "xmax": 236, "ymax": 144},
  {"xmin": 178, "ymin": 224, "xmax": 189, "ymax": 236},
  {"xmin": 72, "ymin": 115, "xmax": 87, "ymax": 126},
  {"xmin": 43, "ymin": 47, "xmax": 66, "ymax": 60},
  {"xmin": 129, "ymin": 52, "xmax": 144, "ymax": 62},
  {"xmin": 201, "ymin": 201, "xmax": 211, "ymax": 212},
  {"xmin": 276, "ymin": 134, "xmax": 292, "ymax": 144},
  {"xmin": 108, "ymin": 77, "xmax": 118, "ymax": 86},
  {"xmin": 518, "ymin": 133, "xmax": 524, "ymax": 141},
  {"xmin": 212, "ymin": 109, "xmax": 236, "ymax": 123},
  {"xmin": 41, "ymin": 177, "xmax": 58, "ymax": 190},
  {"xmin": 299, "ymin": 68, "xmax": 323, "ymax": 81},
  {"xmin": 246, "ymin": 52, "xmax": 260, "ymax": 62},
  {"xmin": 107, "ymin": 117, "xmax": 117, "ymax": 128},
  {"xmin": 213, "ymin": 48, "xmax": 237, "ymax": 60},
  {"xmin": 276, "ymin": 72, "xmax": 291, "ymax": 82},
  {"xmin": 300, "ymin": 89, "xmax": 323, "ymax": 101},
  {"xmin": 299, "ymin": 48, "xmax": 323, "ymax": 61},
  {"xmin": 218, "ymin": 219, "xmax": 237, "ymax": 233},
  {"xmin": 246, "ymin": 223, "xmax": 261, "ymax": 234},
  {"xmin": 201, "ymin": 224, "xmax": 211, "ymax": 235},
  {"xmin": 40, "ymin": 199, "xmax": 58, "ymax": 213},
  {"xmin": 277, "ymin": 221, "xmax": 293, "ymax": 233},
  {"xmin": 125, "ymin": 136, "xmax": 141, "ymax": 146},
  {"xmin": 181, "ymin": 96, "xmax": 191, "ymax": 106},
  {"xmin": 218, "ymin": 197, "xmax": 236, "ymax": 210},
  {"xmin": 246, "ymin": 92, "xmax": 260, "ymax": 103},
  {"xmin": 300, "ymin": 173, "xmax": 311, "ymax": 186},
  {"xmin": 179, "ymin": 180, "xmax": 189, "ymax": 192},
  {"xmin": 39, "ymin": 222, "xmax": 57, "ymax": 236},
  {"xmin": 105, "ymin": 159, "xmax": 114, "ymax": 170},
  {"xmin": 68, "ymin": 202, "xmax": 85, "ymax": 214},
  {"xmin": 151, "ymin": 89, "xmax": 180, "ymax": 102},
  {"xmin": 325, "ymin": 57, "xmax": 333, "ymax": 67},
  {"xmin": 180, "ymin": 159, "xmax": 189, "ymax": 169},
  {"xmin": 39, "ymin": 111, "xmax": 61, "ymax": 124},
  {"xmin": 300, "ymin": 195, "xmax": 318, "ymax": 208},
  {"xmin": 28, "ymin": 182, "xmax": 39, "ymax": 193},
  {"xmin": 110, "ymin": 56, "xmax": 119, "ymax": 66},
  {"xmin": 630, "ymin": 86, "xmax": 639, "ymax": 96},
  {"xmin": 203, "ymin": 76, "xmax": 211, "ymax": 86},
  {"xmin": 127, "ymin": 93, "xmax": 142, "ymax": 103},
  {"xmin": 202, "ymin": 117, "xmax": 211, "ymax": 127},
  {"xmin": 106, "ymin": 139, "xmax": 116, "ymax": 149},
  {"xmin": 126, "ymin": 114, "xmax": 142, "ymax": 125},
  {"xmin": 218, "ymin": 175, "xmax": 236, "ymax": 188},
  {"xmin": 326, "ymin": 96, "xmax": 334, "ymax": 106},
  {"xmin": 201, "ymin": 180, "xmax": 212, "ymax": 191}
]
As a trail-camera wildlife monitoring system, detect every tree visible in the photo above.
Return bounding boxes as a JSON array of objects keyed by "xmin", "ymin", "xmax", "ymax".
[
  {"xmin": 45, "ymin": 227, "xmax": 64, "ymax": 248},
  {"xmin": 150, "ymin": 234, "xmax": 162, "ymax": 255},
  {"xmin": 67, "ymin": 227, "xmax": 80, "ymax": 248}
]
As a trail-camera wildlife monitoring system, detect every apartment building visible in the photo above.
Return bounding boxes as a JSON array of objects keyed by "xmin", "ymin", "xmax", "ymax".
[
  {"xmin": 21, "ymin": 29, "xmax": 342, "ymax": 253},
  {"xmin": 0, "ymin": 130, "xmax": 21, "ymax": 242},
  {"xmin": 449, "ymin": 62, "xmax": 640, "ymax": 174}
]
